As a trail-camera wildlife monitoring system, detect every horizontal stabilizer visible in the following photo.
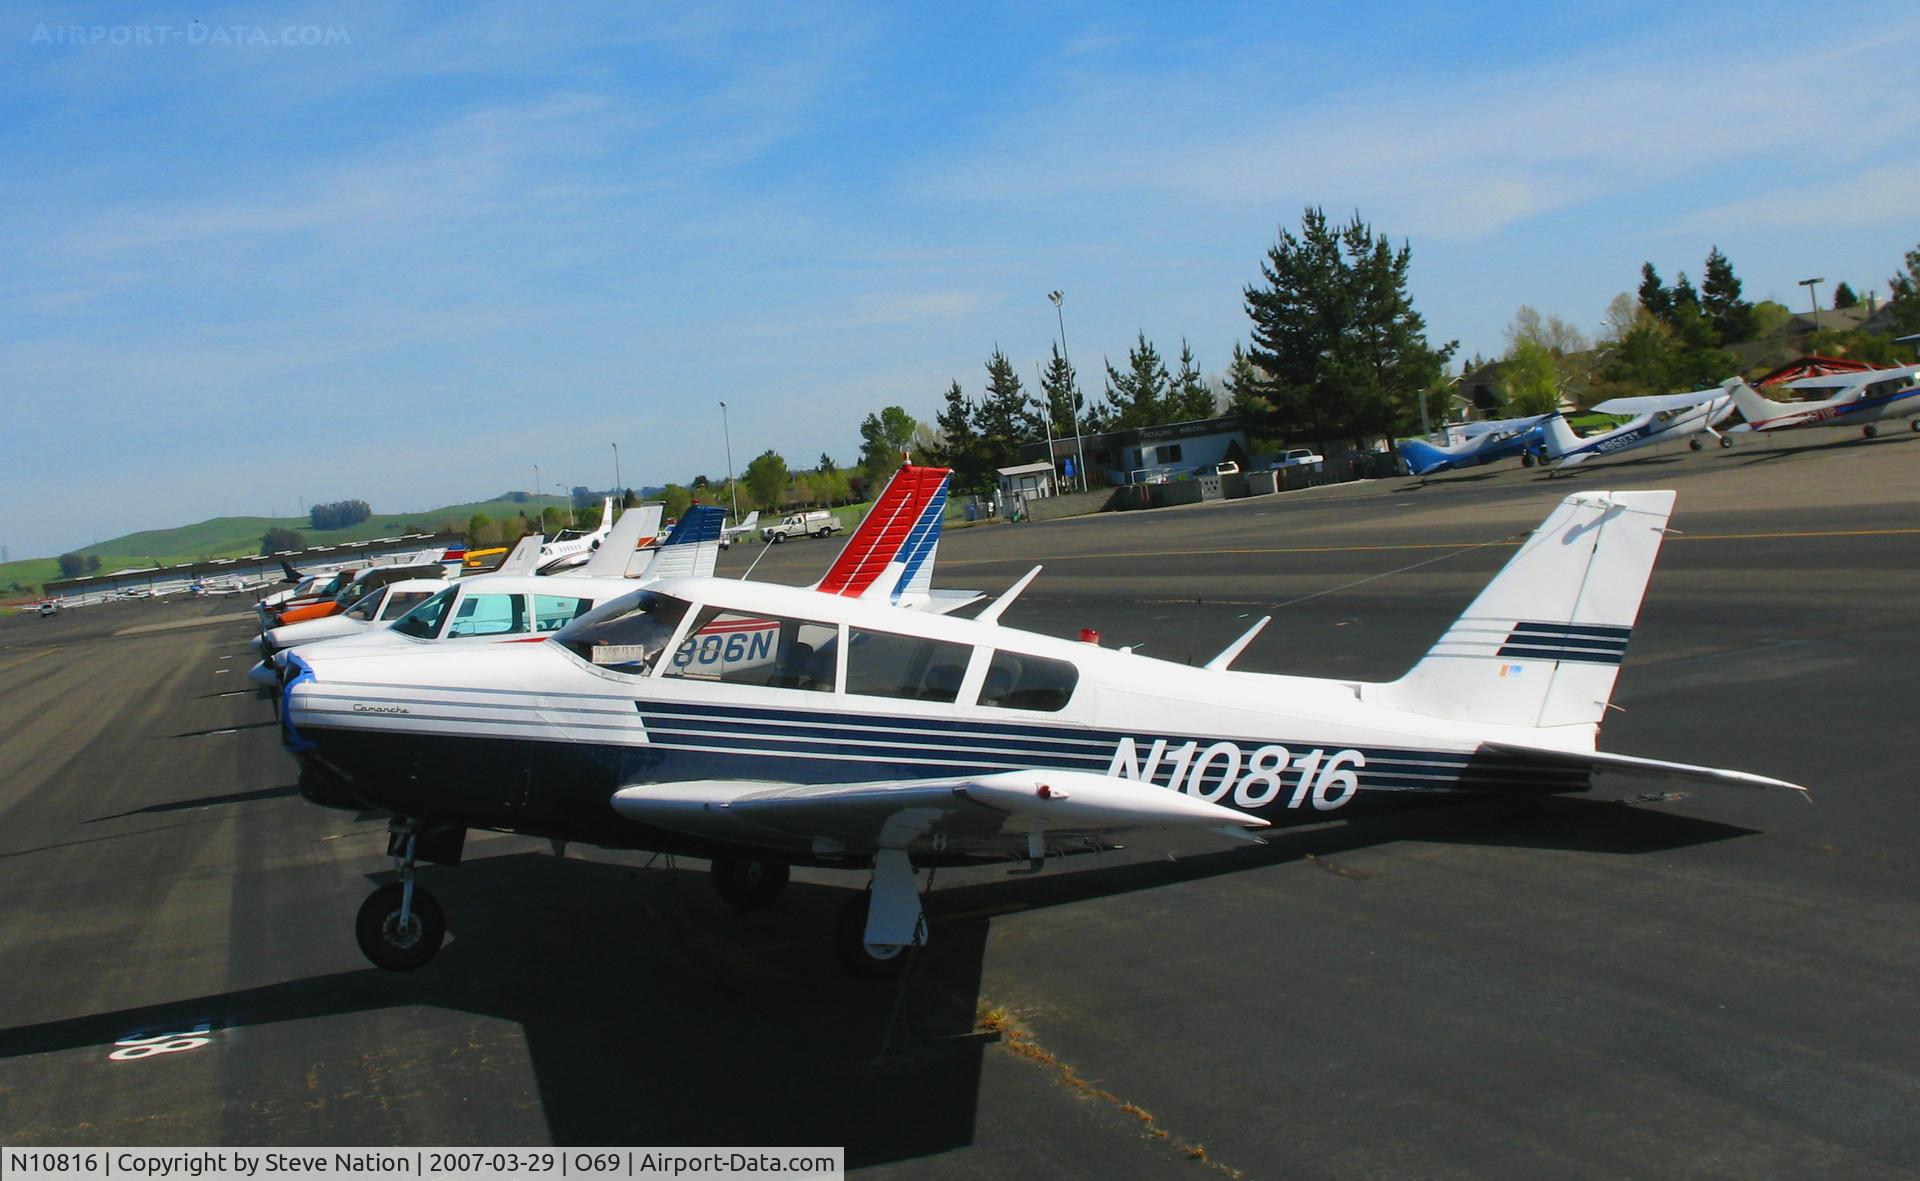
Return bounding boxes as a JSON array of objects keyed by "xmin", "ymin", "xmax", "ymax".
[{"xmin": 1482, "ymin": 741, "xmax": 1809, "ymax": 797}]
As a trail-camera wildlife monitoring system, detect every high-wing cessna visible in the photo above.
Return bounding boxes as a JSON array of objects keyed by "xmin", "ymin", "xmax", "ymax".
[
  {"xmin": 281, "ymin": 488, "xmax": 1805, "ymax": 978},
  {"xmin": 1724, "ymin": 366, "xmax": 1920, "ymax": 438},
  {"xmin": 719, "ymin": 510, "xmax": 759, "ymax": 550},
  {"xmin": 1398, "ymin": 414, "xmax": 1555, "ymax": 476},
  {"xmin": 1538, "ymin": 389, "xmax": 1737, "ymax": 470}
]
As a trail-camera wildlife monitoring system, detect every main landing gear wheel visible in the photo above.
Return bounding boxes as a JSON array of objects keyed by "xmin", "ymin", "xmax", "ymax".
[
  {"xmin": 1911, "ymin": 420, "xmax": 1920, "ymax": 433},
  {"xmin": 1520, "ymin": 452, "xmax": 1535, "ymax": 467},
  {"xmin": 1720, "ymin": 435, "xmax": 1734, "ymax": 448},
  {"xmin": 710, "ymin": 858, "xmax": 790, "ymax": 909},
  {"xmin": 1689, "ymin": 437, "xmax": 1704, "ymax": 451},
  {"xmin": 834, "ymin": 894, "xmax": 910, "ymax": 980},
  {"xmin": 1864, "ymin": 424, "xmax": 1879, "ymax": 438},
  {"xmin": 356, "ymin": 882, "xmax": 446, "ymax": 971}
]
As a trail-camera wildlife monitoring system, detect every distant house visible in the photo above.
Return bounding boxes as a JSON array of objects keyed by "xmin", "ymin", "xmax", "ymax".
[
  {"xmin": 1016, "ymin": 414, "xmax": 1248, "ymax": 486},
  {"xmin": 995, "ymin": 461, "xmax": 1056, "ymax": 502}
]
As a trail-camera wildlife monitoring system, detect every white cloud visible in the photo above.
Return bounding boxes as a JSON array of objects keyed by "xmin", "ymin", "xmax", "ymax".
[{"xmin": 1663, "ymin": 156, "xmax": 1920, "ymax": 236}]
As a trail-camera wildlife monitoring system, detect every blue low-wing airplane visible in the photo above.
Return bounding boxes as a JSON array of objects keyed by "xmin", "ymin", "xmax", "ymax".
[{"xmin": 1399, "ymin": 414, "xmax": 1556, "ymax": 476}]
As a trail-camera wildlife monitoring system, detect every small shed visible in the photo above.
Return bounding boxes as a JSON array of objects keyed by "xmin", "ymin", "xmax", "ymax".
[{"xmin": 996, "ymin": 461, "xmax": 1057, "ymax": 502}]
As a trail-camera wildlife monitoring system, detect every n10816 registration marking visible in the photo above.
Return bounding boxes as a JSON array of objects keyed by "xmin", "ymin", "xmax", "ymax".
[{"xmin": 1106, "ymin": 736, "xmax": 1363, "ymax": 811}]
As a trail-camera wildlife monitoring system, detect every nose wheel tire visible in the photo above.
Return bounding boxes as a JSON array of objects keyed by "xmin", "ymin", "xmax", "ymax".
[
  {"xmin": 834, "ymin": 894, "xmax": 910, "ymax": 979},
  {"xmin": 1719, "ymin": 436, "xmax": 1734, "ymax": 448},
  {"xmin": 710, "ymin": 858, "xmax": 790, "ymax": 909},
  {"xmin": 356, "ymin": 882, "xmax": 446, "ymax": 971},
  {"xmin": 1689, "ymin": 438, "xmax": 1703, "ymax": 451}
]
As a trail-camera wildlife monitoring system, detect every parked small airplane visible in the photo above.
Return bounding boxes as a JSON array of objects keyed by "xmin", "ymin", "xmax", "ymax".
[
  {"xmin": 1538, "ymin": 389, "xmax": 1737, "ymax": 470},
  {"xmin": 720, "ymin": 510, "xmax": 759, "ymax": 550},
  {"xmin": 1399, "ymin": 414, "xmax": 1556, "ymax": 476},
  {"xmin": 1725, "ymin": 366, "xmax": 1920, "ymax": 438},
  {"xmin": 535, "ymin": 497, "xmax": 618, "ymax": 574},
  {"xmin": 282, "ymin": 487, "xmax": 1804, "ymax": 978}
]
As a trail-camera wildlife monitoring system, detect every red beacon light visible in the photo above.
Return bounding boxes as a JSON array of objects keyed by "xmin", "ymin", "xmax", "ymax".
[{"xmin": 1078, "ymin": 628, "xmax": 1101, "ymax": 645}]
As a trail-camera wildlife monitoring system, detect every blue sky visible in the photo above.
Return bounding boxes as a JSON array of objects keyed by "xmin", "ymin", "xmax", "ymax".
[{"xmin": 5, "ymin": 1, "xmax": 1917, "ymax": 559}]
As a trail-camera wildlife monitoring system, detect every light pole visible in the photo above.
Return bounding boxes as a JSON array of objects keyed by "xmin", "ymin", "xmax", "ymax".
[
  {"xmin": 611, "ymin": 442, "xmax": 621, "ymax": 499},
  {"xmin": 1798, "ymin": 277, "xmax": 1824, "ymax": 334},
  {"xmin": 718, "ymin": 400, "xmax": 739, "ymax": 522},
  {"xmin": 555, "ymin": 484, "xmax": 575, "ymax": 528},
  {"xmin": 1047, "ymin": 290, "xmax": 1089, "ymax": 492}
]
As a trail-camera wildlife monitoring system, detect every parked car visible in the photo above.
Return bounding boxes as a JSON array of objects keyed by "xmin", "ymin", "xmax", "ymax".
[
  {"xmin": 1269, "ymin": 448, "xmax": 1324, "ymax": 470},
  {"xmin": 1194, "ymin": 460, "xmax": 1241, "ymax": 477},
  {"xmin": 37, "ymin": 600, "xmax": 59, "ymax": 617}
]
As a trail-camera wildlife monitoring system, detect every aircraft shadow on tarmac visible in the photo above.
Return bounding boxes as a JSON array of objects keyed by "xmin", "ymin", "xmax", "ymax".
[
  {"xmin": 1731, "ymin": 430, "xmax": 1920, "ymax": 465},
  {"xmin": 85, "ymin": 783, "xmax": 302, "ymax": 823},
  {"xmin": 0, "ymin": 794, "xmax": 1751, "ymax": 1162}
]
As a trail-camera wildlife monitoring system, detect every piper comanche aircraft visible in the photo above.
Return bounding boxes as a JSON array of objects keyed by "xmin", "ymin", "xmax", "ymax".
[
  {"xmin": 1398, "ymin": 414, "xmax": 1556, "ymax": 476},
  {"xmin": 1537, "ymin": 389, "xmax": 1737, "ymax": 471},
  {"xmin": 1724, "ymin": 365, "xmax": 1920, "ymax": 439},
  {"xmin": 282, "ymin": 486, "xmax": 1806, "ymax": 978}
]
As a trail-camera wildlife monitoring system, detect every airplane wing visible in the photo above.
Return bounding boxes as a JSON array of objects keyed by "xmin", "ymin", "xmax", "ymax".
[
  {"xmin": 1784, "ymin": 365, "xmax": 1918, "ymax": 392},
  {"xmin": 1457, "ymin": 413, "xmax": 1551, "ymax": 439},
  {"xmin": 1481, "ymin": 742, "xmax": 1809, "ymax": 796},
  {"xmin": 610, "ymin": 769, "xmax": 1268, "ymax": 859},
  {"xmin": 1589, "ymin": 388, "xmax": 1724, "ymax": 415}
]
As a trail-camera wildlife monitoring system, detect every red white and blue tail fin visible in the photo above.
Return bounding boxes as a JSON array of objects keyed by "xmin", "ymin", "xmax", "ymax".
[
  {"xmin": 812, "ymin": 466, "xmax": 953, "ymax": 605},
  {"xmin": 1381, "ymin": 490, "xmax": 1675, "ymax": 734}
]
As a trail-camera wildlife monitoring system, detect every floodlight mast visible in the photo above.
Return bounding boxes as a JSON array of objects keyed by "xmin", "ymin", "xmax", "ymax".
[{"xmin": 1048, "ymin": 290, "xmax": 1089, "ymax": 493}]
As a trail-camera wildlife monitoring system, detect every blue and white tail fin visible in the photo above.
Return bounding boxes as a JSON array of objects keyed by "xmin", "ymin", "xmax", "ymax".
[
  {"xmin": 1380, "ymin": 490, "xmax": 1676, "ymax": 735},
  {"xmin": 1398, "ymin": 437, "xmax": 1451, "ymax": 476},
  {"xmin": 579, "ymin": 505, "xmax": 663, "ymax": 578},
  {"xmin": 1537, "ymin": 413, "xmax": 1584, "ymax": 460},
  {"xmin": 635, "ymin": 505, "xmax": 726, "ymax": 580}
]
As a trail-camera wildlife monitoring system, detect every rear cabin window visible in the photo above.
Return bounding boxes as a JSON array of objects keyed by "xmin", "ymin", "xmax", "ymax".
[
  {"xmin": 845, "ymin": 628, "xmax": 971, "ymax": 703},
  {"xmin": 662, "ymin": 607, "xmax": 838, "ymax": 691},
  {"xmin": 535, "ymin": 594, "xmax": 594, "ymax": 633},
  {"xmin": 389, "ymin": 586, "xmax": 456, "ymax": 638},
  {"xmin": 344, "ymin": 590, "xmax": 385, "ymax": 622},
  {"xmin": 380, "ymin": 591, "xmax": 433, "ymax": 620},
  {"xmin": 978, "ymin": 650, "xmax": 1079, "ymax": 712},
  {"xmin": 445, "ymin": 593, "xmax": 527, "ymax": 638}
]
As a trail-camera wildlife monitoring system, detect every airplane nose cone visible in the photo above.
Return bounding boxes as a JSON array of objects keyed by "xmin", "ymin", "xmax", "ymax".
[{"xmin": 248, "ymin": 635, "xmax": 264, "ymax": 655}]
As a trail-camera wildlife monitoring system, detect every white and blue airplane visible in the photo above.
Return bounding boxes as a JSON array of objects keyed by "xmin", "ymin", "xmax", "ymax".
[
  {"xmin": 1538, "ymin": 388, "xmax": 1737, "ymax": 471},
  {"xmin": 1724, "ymin": 366, "xmax": 1920, "ymax": 439},
  {"xmin": 1398, "ymin": 414, "xmax": 1556, "ymax": 476},
  {"xmin": 280, "ymin": 488, "xmax": 1806, "ymax": 978}
]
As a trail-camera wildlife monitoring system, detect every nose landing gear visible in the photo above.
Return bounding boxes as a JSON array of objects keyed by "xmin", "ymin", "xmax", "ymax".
[{"xmin": 355, "ymin": 825, "xmax": 453, "ymax": 971}]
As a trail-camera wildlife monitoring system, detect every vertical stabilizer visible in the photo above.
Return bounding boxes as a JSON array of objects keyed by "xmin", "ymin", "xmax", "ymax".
[
  {"xmin": 634, "ymin": 505, "xmax": 726, "ymax": 580},
  {"xmin": 1537, "ymin": 413, "xmax": 1583, "ymax": 460},
  {"xmin": 812, "ymin": 466, "xmax": 952, "ymax": 601},
  {"xmin": 493, "ymin": 533, "xmax": 545, "ymax": 576},
  {"xmin": 1380, "ymin": 490, "xmax": 1676, "ymax": 733},
  {"xmin": 579, "ymin": 505, "xmax": 663, "ymax": 578}
]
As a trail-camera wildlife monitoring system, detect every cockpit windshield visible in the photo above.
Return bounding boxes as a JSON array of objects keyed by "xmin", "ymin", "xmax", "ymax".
[
  {"xmin": 557, "ymin": 591, "xmax": 693, "ymax": 675},
  {"xmin": 344, "ymin": 589, "xmax": 385, "ymax": 622},
  {"xmin": 389, "ymin": 585, "xmax": 457, "ymax": 639}
]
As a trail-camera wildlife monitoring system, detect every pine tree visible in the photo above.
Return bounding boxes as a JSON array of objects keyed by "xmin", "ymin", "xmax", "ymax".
[
  {"xmin": 931, "ymin": 380, "xmax": 990, "ymax": 493},
  {"xmin": 1832, "ymin": 282, "xmax": 1858, "ymax": 309},
  {"xmin": 1638, "ymin": 262, "xmax": 1673, "ymax": 322},
  {"xmin": 1038, "ymin": 342, "xmax": 1085, "ymax": 439},
  {"xmin": 1101, "ymin": 332, "xmax": 1172, "ymax": 430},
  {"xmin": 1243, "ymin": 208, "xmax": 1454, "ymax": 442},
  {"xmin": 1700, "ymin": 246, "xmax": 1755, "ymax": 344},
  {"xmin": 976, "ymin": 348, "xmax": 1039, "ymax": 470},
  {"xmin": 1169, "ymin": 339, "xmax": 1216, "ymax": 420}
]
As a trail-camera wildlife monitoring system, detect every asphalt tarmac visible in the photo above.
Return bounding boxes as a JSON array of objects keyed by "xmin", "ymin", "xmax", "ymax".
[{"xmin": 3, "ymin": 429, "xmax": 1917, "ymax": 1177}]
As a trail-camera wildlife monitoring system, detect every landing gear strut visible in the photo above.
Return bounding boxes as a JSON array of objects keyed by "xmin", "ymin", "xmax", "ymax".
[
  {"xmin": 710, "ymin": 857, "xmax": 790, "ymax": 909},
  {"xmin": 356, "ymin": 827, "xmax": 447, "ymax": 971},
  {"xmin": 833, "ymin": 849, "xmax": 925, "ymax": 979}
]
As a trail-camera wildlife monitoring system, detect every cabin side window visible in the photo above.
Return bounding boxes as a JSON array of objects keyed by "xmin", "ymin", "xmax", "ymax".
[
  {"xmin": 978, "ymin": 649, "xmax": 1078, "ymax": 712},
  {"xmin": 445, "ymin": 593, "xmax": 528, "ymax": 638},
  {"xmin": 389, "ymin": 586, "xmax": 457, "ymax": 638},
  {"xmin": 344, "ymin": 591, "xmax": 384, "ymax": 622},
  {"xmin": 535, "ymin": 594, "xmax": 594, "ymax": 633},
  {"xmin": 661, "ymin": 606, "xmax": 839, "ymax": 691},
  {"xmin": 845, "ymin": 628, "xmax": 971, "ymax": 703},
  {"xmin": 559, "ymin": 591, "xmax": 692, "ymax": 674},
  {"xmin": 380, "ymin": 590, "xmax": 434, "ymax": 620}
]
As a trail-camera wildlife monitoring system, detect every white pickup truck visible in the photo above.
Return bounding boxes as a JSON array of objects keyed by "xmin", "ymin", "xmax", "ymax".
[{"xmin": 760, "ymin": 510, "xmax": 845, "ymax": 543}]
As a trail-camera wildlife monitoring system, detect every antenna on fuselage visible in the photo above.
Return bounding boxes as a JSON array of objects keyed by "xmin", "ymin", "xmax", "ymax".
[{"xmin": 976, "ymin": 565, "xmax": 1042, "ymax": 626}]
